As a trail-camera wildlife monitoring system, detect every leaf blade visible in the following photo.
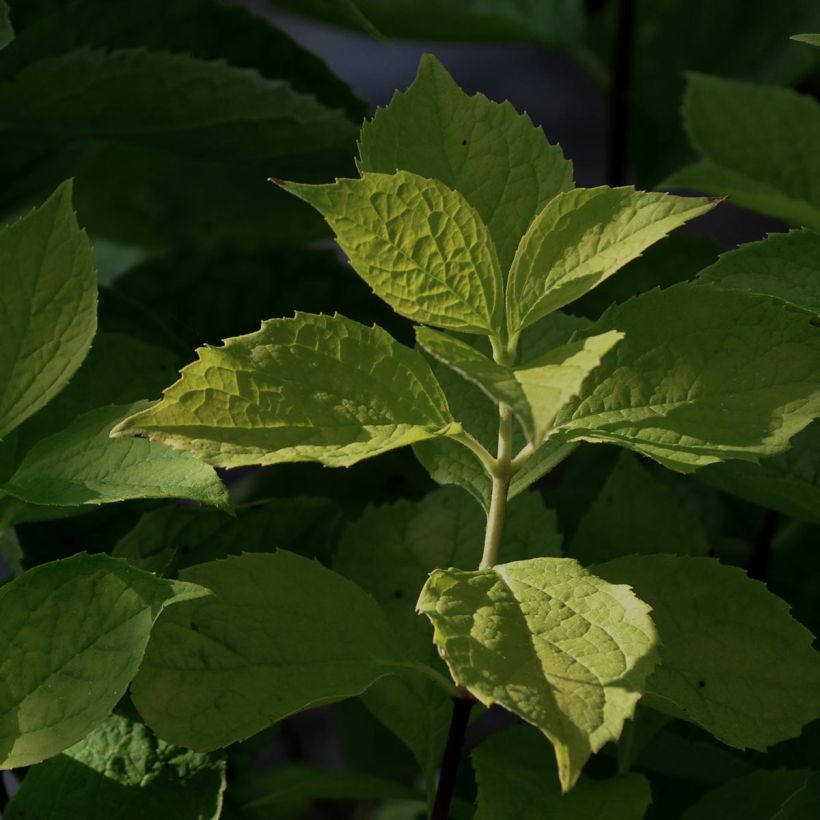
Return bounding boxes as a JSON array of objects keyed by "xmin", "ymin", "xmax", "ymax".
[
  {"xmin": 112, "ymin": 313, "xmax": 459, "ymax": 469},
  {"xmin": 281, "ymin": 172, "xmax": 504, "ymax": 334},
  {"xmin": 0, "ymin": 181, "xmax": 96, "ymax": 439}
]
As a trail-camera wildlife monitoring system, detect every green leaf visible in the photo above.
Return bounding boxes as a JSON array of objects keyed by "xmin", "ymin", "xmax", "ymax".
[
  {"xmin": 571, "ymin": 451, "xmax": 709, "ymax": 563},
  {"xmin": 281, "ymin": 172, "xmax": 504, "ymax": 335},
  {"xmin": 698, "ymin": 229, "xmax": 820, "ymax": 316},
  {"xmin": 269, "ymin": 0, "xmax": 584, "ymax": 45},
  {"xmin": 56, "ymin": 142, "xmax": 328, "ymax": 249},
  {"xmin": 0, "ymin": 181, "xmax": 96, "ymax": 439},
  {"xmin": 506, "ymin": 186, "xmax": 715, "ymax": 335},
  {"xmin": 682, "ymin": 769, "xmax": 820, "ymax": 820},
  {"xmin": 131, "ymin": 551, "xmax": 408, "ymax": 750},
  {"xmin": 554, "ymin": 283, "xmax": 820, "ymax": 471},
  {"xmin": 698, "ymin": 422, "xmax": 820, "ymax": 524},
  {"xmin": 416, "ymin": 326, "xmax": 622, "ymax": 445},
  {"xmin": 417, "ymin": 557, "xmax": 659, "ymax": 790},
  {"xmin": 5, "ymin": 711, "xmax": 226, "ymax": 820},
  {"xmin": 792, "ymin": 33, "xmax": 820, "ymax": 46},
  {"xmin": 665, "ymin": 74, "xmax": 820, "ymax": 230},
  {"xmin": 595, "ymin": 555, "xmax": 820, "ymax": 750},
  {"xmin": 0, "ymin": 47, "xmax": 358, "ymax": 168},
  {"xmin": 2, "ymin": 402, "xmax": 229, "ymax": 510},
  {"xmin": 473, "ymin": 725, "xmax": 652, "ymax": 820},
  {"xmin": 0, "ymin": 0, "xmax": 363, "ymax": 118},
  {"xmin": 113, "ymin": 313, "xmax": 459, "ymax": 469},
  {"xmin": 0, "ymin": 553, "xmax": 207, "ymax": 768},
  {"xmin": 357, "ymin": 53, "xmax": 573, "ymax": 272},
  {"xmin": 113, "ymin": 496, "xmax": 342, "ymax": 575}
]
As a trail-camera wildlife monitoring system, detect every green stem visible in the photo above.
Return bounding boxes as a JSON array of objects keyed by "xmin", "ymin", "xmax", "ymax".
[
  {"xmin": 479, "ymin": 404, "xmax": 513, "ymax": 569},
  {"xmin": 451, "ymin": 430, "xmax": 497, "ymax": 476}
]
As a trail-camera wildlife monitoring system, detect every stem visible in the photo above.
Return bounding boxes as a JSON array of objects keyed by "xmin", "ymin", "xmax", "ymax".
[
  {"xmin": 451, "ymin": 430, "xmax": 497, "ymax": 476},
  {"xmin": 479, "ymin": 405, "xmax": 513, "ymax": 569},
  {"xmin": 606, "ymin": 0, "xmax": 635, "ymax": 187},
  {"xmin": 430, "ymin": 697, "xmax": 474, "ymax": 820}
]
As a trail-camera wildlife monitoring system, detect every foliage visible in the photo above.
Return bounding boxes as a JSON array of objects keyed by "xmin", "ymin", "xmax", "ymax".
[{"xmin": 1, "ymin": 3, "xmax": 820, "ymax": 819}]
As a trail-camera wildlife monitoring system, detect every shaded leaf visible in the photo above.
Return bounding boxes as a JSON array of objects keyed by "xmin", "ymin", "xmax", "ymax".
[
  {"xmin": 571, "ymin": 451, "xmax": 709, "ymax": 563},
  {"xmin": 0, "ymin": 0, "xmax": 363, "ymax": 117},
  {"xmin": 698, "ymin": 228, "xmax": 820, "ymax": 316},
  {"xmin": 0, "ymin": 47, "xmax": 358, "ymax": 169},
  {"xmin": 682, "ymin": 769, "xmax": 820, "ymax": 820},
  {"xmin": 132, "ymin": 552, "xmax": 409, "ymax": 750},
  {"xmin": 596, "ymin": 555, "xmax": 820, "ymax": 750},
  {"xmin": 555, "ymin": 283, "xmax": 820, "ymax": 471},
  {"xmin": 113, "ymin": 496, "xmax": 342, "ymax": 575},
  {"xmin": 2, "ymin": 402, "xmax": 230, "ymax": 510},
  {"xmin": 473, "ymin": 724, "xmax": 652, "ymax": 820},
  {"xmin": 665, "ymin": 74, "xmax": 820, "ymax": 230},
  {"xmin": 0, "ymin": 181, "xmax": 96, "ymax": 438},
  {"xmin": 0, "ymin": 553, "xmax": 207, "ymax": 768},
  {"xmin": 6, "ymin": 711, "xmax": 226, "ymax": 820},
  {"xmin": 698, "ymin": 422, "xmax": 820, "ymax": 524}
]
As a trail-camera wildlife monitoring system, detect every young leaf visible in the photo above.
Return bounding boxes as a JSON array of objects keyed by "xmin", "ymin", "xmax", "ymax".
[
  {"xmin": 281, "ymin": 172, "xmax": 504, "ymax": 335},
  {"xmin": 506, "ymin": 186, "xmax": 715, "ymax": 335},
  {"xmin": 2, "ymin": 402, "xmax": 230, "ymax": 511},
  {"xmin": 0, "ymin": 48, "xmax": 358, "ymax": 168},
  {"xmin": 513, "ymin": 330, "xmax": 624, "ymax": 445},
  {"xmin": 665, "ymin": 74, "xmax": 820, "ymax": 230},
  {"xmin": 698, "ymin": 229, "xmax": 820, "ymax": 316},
  {"xmin": 417, "ymin": 557, "xmax": 659, "ymax": 791},
  {"xmin": 554, "ymin": 283, "xmax": 820, "ymax": 471},
  {"xmin": 131, "ymin": 551, "xmax": 409, "ymax": 751},
  {"xmin": 473, "ymin": 725, "xmax": 652, "ymax": 820},
  {"xmin": 412, "ymin": 357, "xmax": 574, "ymax": 509},
  {"xmin": 112, "ymin": 313, "xmax": 460, "ymax": 469},
  {"xmin": 5, "ymin": 712, "xmax": 226, "ymax": 820},
  {"xmin": 698, "ymin": 422, "xmax": 820, "ymax": 524},
  {"xmin": 681, "ymin": 769, "xmax": 820, "ymax": 820},
  {"xmin": 357, "ymin": 53, "xmax": 573, "ymax": 272},
  {"xmin": 595, "ymin": 555, "xmax": 820, "ymax": 751},
  {"xmin": 571, "ymin": 450, "xmax": 709, "ymax": 563},
  {"xmin": 416, "ymin": 326, "xmax": 622, "ymax": 445},
  {"xmin": 413, "ymin": 351, "xmax": 579, "ymax": 509},
  {"xmin": 0, "ymin": 181, "xmax": 96, "ymax": 439},
  {"xmin": 0, "ymin": 553, "xmax": 207, "ymax": 768}
]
